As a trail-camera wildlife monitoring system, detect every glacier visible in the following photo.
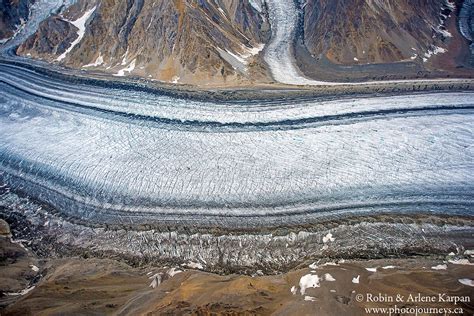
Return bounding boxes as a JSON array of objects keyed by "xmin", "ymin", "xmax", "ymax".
[
  {"xmin": 264, "ymin": 0, "xmax": 472, "ymax": 85},
  {"xmin": 0, "ymin": 63, "xmax": 473, "ymax": 228},
  {"xmin": 1, "ymin": 0, "xmax": 75, "ymax": 53},
  {"xmin": 0, "ymin": 61, "xmax": 473, "ymax": 271},
  {"xmin": 0, "ymin": 0, "xmax": 472, "ymax": 270}
]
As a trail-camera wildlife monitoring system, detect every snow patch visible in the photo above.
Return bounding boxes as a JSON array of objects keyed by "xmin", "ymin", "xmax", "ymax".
[
  {"xmin": 437, "ymin": 28, "xmax": 452, "ymax": 38},
  {"xmin": 242, "ymin": 43, "xmax": 265, "ymax": 58},
  {"xmin": 56, "ymin": 6, "xmax": 97, "ymax": 62},
  {"xmin": 121, "ymin": 48, "xmax": 129, "ymax": 65},
  {"xmin": 218, "ymin": 7, "xmax": 226, "ymax": 17},
  {"xmin": 6, "ymin": 285, "xmax": 36, "ymax": 296},
  {"xmin": 323, "ymin": 233, "xmax": 335, "ymax": 243},
  {"xmin": 167, "ymin": 267, "xmax": 182, "ymax": 277},
  {"xmin": 149, "ymin": 273, "xmax": 161, "ymax": 288},
  {"xmin": 217, "ymin": 48, "xmax": 247, "ymax": 73},
  {"xmin": 309, "ymin": 262, "xmax": 318, "ymax": 269},
  {"xmin": 352, "ymin": 275, "xmax": 360, "ymax": 284},
  {"xmin": 324, "ymin": 273, "xmax": 336, "ymax": 282},
  {"xmin": 448, "ymin": 259, "xmax": 473, "ymax": 266},
  {"xmin": 183, "ymin": 261, "xmax": 203, "ymax": 270},
  {"xmin": 464, "ymin": 250, "xmax": 474, "ymax": 256},
  {"xmin": 366, "ymin": 267, "xmax": 377, "ymax": 272},
  {"xmin": 114, "ymin": 59, "xmax": 136, "ymax": 77},
  {"xmin": 30, "ymin": 264, "xmax": 39, "ymax": 272},
  {"xmin": 217, "ymin": 43, "xmax": 264, "ymax": 73},
  {"xmin": 382, "ymin": 265, "xmax": 396, "ymax": 270},
  {"xmin": 83, "ymin": 53, "xmax": 104, "ymax": 68},
  {"xmin": 423, "ymin": 46, "xmax": 447, "ymax": 62},
  {"xmin": 171, "ymin": 76, "xmax": 180, "ymax": 84},
  {"xmin": 290, "ymin": 285, "xmax": 297, "ymax": 295},
  {"xmin": 431, "ymin": 264, "xmax": 447, "ymax": 270},
  {"xmin": 304, "ymin": 295, "xmax": 316, "ymax": 301},
  {"xmin": 299, "ymin": 274, "xmax": 320, "ymax": 295}
]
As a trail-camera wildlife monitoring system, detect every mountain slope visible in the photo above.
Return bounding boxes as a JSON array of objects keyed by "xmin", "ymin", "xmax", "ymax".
[
  {"xmin": 297, "ymin": 0, "xmax": 473, "ymax": 81},
  {"xmin": 303, "ymin": 0, "xmax": 455, "ymax": 64},
  {"xmin": 16, "ymin": 0, "xmax": 271, "ymax": 85},
  {"xmin": 0, "ymin": 0, "xmax": 33, "ymax": 41},
  {"xmin": 4, "ymin": 0, "xmax": 473, "ymax": 85}
]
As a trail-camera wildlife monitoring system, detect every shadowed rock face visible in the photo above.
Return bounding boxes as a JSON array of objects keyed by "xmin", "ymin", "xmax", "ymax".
[
  {"xmin": 16, "ymin": 0, "xmax": 271, "ymax": 84},
  {"xmin": 0, "ymin": 0, "xmax": 34, "ymax": 40},
  {"xmin": 303, "ymin": 0, "xmax": 460, "ymax": 65}
]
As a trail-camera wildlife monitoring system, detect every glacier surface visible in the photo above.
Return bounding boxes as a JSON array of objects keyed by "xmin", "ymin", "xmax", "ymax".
[{"xmin": 0, "ymin": 63, "xmax": 473, "ymax": 227}]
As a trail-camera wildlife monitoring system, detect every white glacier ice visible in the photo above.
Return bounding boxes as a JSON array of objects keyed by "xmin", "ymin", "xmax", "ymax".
[
  {"xmin": 0, "ymin": 65, "xmax": 472, "ymax": 224},
  {"xmin": 264, "ymin": 0, "xmax": 330, "ymax": 85}
]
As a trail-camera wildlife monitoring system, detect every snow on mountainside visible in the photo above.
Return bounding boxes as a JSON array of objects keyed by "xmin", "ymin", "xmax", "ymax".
[
  {"xmin": 0, "ymin": 0, "xmax": 33, "ymax": 42},
  {"xmin": 3, "ymin": 0, "xmax": 473, "ymax": 85},
  {"xmin": 303, "ymin": 0, "xmax": 458, "ymax": 65},
  {"xmin": 15, "ymin": 0, "xmax": 271, "ymax": 85}
]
